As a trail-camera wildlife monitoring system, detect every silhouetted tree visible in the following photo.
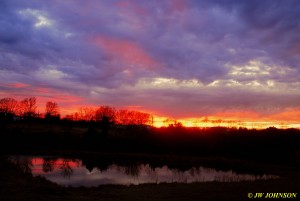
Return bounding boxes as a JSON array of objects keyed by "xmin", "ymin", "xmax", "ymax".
[
  {"xmin": 116, "ymin": 109, "xmax": 152, "ymax": 126},
  {"xmin": 79, "ymin": 107, "xmax": 95, "ymax": 121},
  {"xmin": 0, "ymin": 97, "xmax": 18, "ymax": 114},
  {"xmin": 116, "ymin": 109, "xmax": 130, "ymax": 125},
  {"xmin": 0, "ymin": 97, "xmax": 18, "ymax": 120},
  {"xmin": 95, "ymin": 106, "xmax": 116, "ymax": 136},
  {"xmin": 20, "ymin": 97, "xmax": 37, "ymax": 119},
  {"xmin": 134, "ymin": 111, "xmax": 152, "ymax": 125},
  {"xmin": 163, "ymin": 118, "xmax": 184, "ymax": 128},
  {"xmin": 45, "ymin": 101, "xmax": 60, "ymax": 121}
]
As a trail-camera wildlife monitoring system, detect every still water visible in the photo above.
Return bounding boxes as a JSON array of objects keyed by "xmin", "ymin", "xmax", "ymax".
[{"xmin": 10, "ymin": 156, "xmax": 279, "ymax": 187}]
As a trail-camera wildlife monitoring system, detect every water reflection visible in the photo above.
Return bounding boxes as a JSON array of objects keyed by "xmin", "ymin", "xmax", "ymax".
[{"xmin": 9, "ymin": 156, "xmax": 279, "ymax": 187}]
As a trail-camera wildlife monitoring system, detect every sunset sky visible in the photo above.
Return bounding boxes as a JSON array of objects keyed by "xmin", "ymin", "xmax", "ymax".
[{"xmin": 1, "ymin": 0, "xmax": 300, "ymax": 127}]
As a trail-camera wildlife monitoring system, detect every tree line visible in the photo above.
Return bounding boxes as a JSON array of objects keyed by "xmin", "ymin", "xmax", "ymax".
[
  {"xmin": 0, "ymin": 97, "xmax": 38, "ymax": 119},
  {"xmin": 0, "ymin": 97, "xmax": 153, "ymax": 126}
]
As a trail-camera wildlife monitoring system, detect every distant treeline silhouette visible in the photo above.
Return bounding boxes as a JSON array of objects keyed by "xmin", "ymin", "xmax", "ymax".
[
  {"xmin": 0, "ymin": 97, "xmax": 38, "ymax": 120},
  {"xmin": 0, "ymin": 97, "xmax": 153, "ymax": 126},
  {"xmin": 1, "ymin": 97, "xmax": 300, "ymax": 166}
]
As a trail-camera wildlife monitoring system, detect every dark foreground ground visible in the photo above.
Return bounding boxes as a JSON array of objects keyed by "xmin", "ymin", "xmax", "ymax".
[{"xmin": 1, "ymin": 153, "xmax": 300, "ymax": 201}]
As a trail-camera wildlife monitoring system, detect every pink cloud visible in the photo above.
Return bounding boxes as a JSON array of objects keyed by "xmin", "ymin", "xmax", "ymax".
[
  {"xmin": 1, "ymin": 82, "xmax": 29, "ymax": 89},
  {"xmin": 93, "ymin": 36, "xmax": 159, "ymax": 70},
  {"xmin": 171, "ymin": 0, "xmax": 187, "ymax": 12}
]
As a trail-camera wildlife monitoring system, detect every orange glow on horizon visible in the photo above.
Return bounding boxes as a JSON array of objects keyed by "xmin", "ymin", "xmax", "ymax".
[
  {"xmin": 151, "ymin": 113, "xmax": 300, "ymax": 129},
  {"xmin": 1, "ymin": 87, "xmax": 300, "ymax": 129}
]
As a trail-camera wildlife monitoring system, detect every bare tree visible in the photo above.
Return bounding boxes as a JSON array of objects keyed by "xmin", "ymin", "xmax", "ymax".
[
  {"xmin": 95, "ymin": 106, "xmax": 116, "ymax": 123},
  {"xmin": 20, "ymin": 97, "xmax": 37, "ymax": 118},
  {"xmin": 95, "ymin": 106, "xmax": 116, "ymax": 136},
  {"xmin": 163, "ymin": 118, "xmax": 183, "ymax": 128},
  {"xmin": 0, "ymin": 97, "xmax": 18, "ymax": 122},
  {"xmin": 116, "ymin": 110, "xmax": 152, "ymax": 125},
  {"xmin": 116, "ymin": 110, "xmax": 130, "ymax": 125},
  {"xmin": 45, "ymin": 101, "xmax": 60, "ymax": 120},
  {"xmin": 0, "ymin": 97, "xmax": 18, "ymax": 116},
  {"xmin": 134, "ymin": 111, "xmax": 152, "ymax": 125},
  {"xmin": 78, "ymin": 107, "xmax": 95, "ymax": 121}
]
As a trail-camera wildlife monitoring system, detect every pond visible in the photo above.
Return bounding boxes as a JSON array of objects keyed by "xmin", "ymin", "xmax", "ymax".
[{"xmin": 9, "ymin": 156, "xmax": 279, "ymax": 187}]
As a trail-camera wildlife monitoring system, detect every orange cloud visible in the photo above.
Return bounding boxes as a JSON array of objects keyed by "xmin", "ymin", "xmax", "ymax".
[
  {"xmin": 211, "ymin": 111, "xmax": 261, "ymax": 121},
  {"xmin": 267, "ymin": 108, "xmax": 300, "ymax": 122}
]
